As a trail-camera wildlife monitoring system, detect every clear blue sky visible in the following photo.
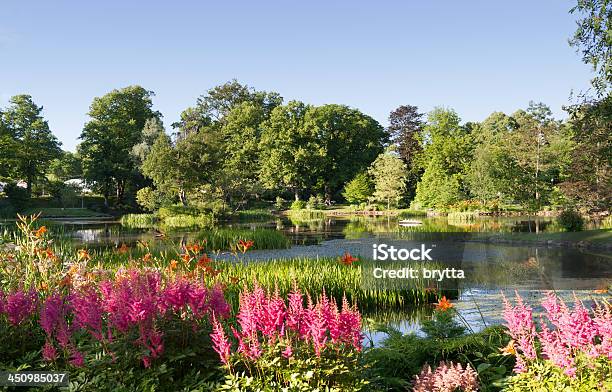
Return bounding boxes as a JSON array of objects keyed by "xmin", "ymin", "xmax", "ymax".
[{"xmin": 0, "ymin": 0, "xmax": 593, "ymax": 151}]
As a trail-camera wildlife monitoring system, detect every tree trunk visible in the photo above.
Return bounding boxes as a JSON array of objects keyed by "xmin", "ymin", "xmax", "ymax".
[
  {"xmin": 179, "ymin": 188, "xmax": 187, "ymax": 206},
  {"xmin": 294, "ymin": 190, "xmax": 299, "ymax": 201}
]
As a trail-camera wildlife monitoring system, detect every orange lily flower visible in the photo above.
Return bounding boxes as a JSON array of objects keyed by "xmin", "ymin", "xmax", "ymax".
[
  {"xmin": 500, "ymin": 340, "xmax": 516, "ymax": 356},
  {"xmin": 77, "ymin": 249, "xmax": 91, "ymax": 261},
  {"xmin": 237, "ymin": 239, "xmax": 254, "ymax": 253},
  {"xmin": 435, "ymin": 296, "xmax": 453, "ymax": 311},
  {"xmin": 117, "ymin": 243, "xmax": 129, "ymax": 254},
  {"xmin": 181, "ymin": 253, "xmax": 191, "ymax": 263},
  {"xmin": 169, "ymin": 260, "xmax": 178, "ymax": 271},
  {"xmin": 196, "ymin": 254, "xmax": 213, "ymax": 269},
  {"xmin": 142, "ymin": 253, "xmax": 152, "ymax": 263},
  {"xmin": 34, "ymin": 226, "xmax": 47, "ymax": 238}
]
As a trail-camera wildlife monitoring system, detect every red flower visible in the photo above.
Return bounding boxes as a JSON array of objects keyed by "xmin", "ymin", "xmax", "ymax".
[
  {"xmin": 339, "ymin": 252, "xmax": 358, "ymax": 266},
  {"xmin": 237, "ymin": 240, "xmax": 254, "ymax": 253},
  {"xmin": 435, "ymin": 296, "xmax": 453, "ymax": 311}
]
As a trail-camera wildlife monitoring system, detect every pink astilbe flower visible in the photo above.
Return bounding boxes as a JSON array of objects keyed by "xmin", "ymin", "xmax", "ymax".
[
  {"xmin": 5, "ymin": 289, "xmax": 38, "ymax": 325},
  {"xmin": 412, "ymin": 361, "xmax": 479, "ymax": 392},
  {"xmin": 71, "ymin": 287, "xmax": 103, "ymax": 340},
  {"xmin": 69, "ymin": 350, "xmax": 85, "ymax": 367},
  {"xmin": 42, "ymin": 341, "xmax": 57, "ymax": 361},
  {"xmin": 211, "ymin": 316, "xmax": 231, "ymax": 364},
  {"xmin": 502, "ymin": 291, "xmax": 537, "ymax": 370},
  {"xmin": 503, "ymin": 291, "xmax": 612, "ymax": 378}
]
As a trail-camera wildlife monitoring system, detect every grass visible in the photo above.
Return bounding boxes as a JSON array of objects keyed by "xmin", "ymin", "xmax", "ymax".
[
  {"xmin": 286, "ymin": 209, "xmax": 327, "ymax": 222},
  {"xmin": 211, "ymin": 257, "xmax": 453, "ymax": 313},
  {"xmin": 120, "ymin": 213, "xmax": 158, "ymax": 228},
  {"xmin": 19, "ymin": 207, "xmax": 110, "ymax": 218},
  {"xmin": 196, "ymin": 228, "xmax": 290, "ymax": 251},
  {"xmin": 233, "ymin": 209, "xmax": 276, "ymax": 222}
]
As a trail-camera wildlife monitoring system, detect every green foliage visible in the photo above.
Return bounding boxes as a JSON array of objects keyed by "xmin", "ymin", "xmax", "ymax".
[
  {"xmin": 420, "ymin": 309, "xmax": 466, "ymax": 339},
  {"xmin": 196, "ymin": 228, "xmax": 290, "ymax": 251},
  {"xmin": 569, "ymin": 0, "xmax": 612, "ymax": 95},
  {"xmin": 46, "ymin": 180, "xmax": 78, "ymax": 208},
  {"xmin": 4, "ymin": 182, "xmax": 29, "ymax": 211},
  {"xmin": 120, "ymin": 213, "xmax": 158, "ymax": 228},
  {"xmin": 234, "ymin": 209, "xmax": 275, "ymax": 222},
  {"xmin": 0, "ymin": 95, "xmax": 62, "ymax": 193},
  {"xmin": 47, "ymin": 151, "xmax": 83, "ymax": 182},
  {"xmin": 557, "ymin": 209, "xmax": 585, "ymax": 231},
  {"xmin": 131, "ymin": 117, "xmax": 166, "ymax": 167},
  {"xmin": 220, "ymin": 344, "xmax": 368, "ymax": 392},
  {"xmin": 136, "ymin": 186, "xmax": 161, "ymax": 212},
  {"xmin": 78, "ymin": 86, "xmax": 160, "ymax": 206},
  {"xmin": 368, "ymin": 149, "xmax": 408, "ymax": 209},
  {"xmin": 290, "ymin": 200, "xmax": 307, "ymax": 210},
  {"xmin": 343, "ymin": 172, "xmax": 374, "ymax": 205},
  {"xmin": 504, "ymin": 355, "xmax": 612, "ymax": 392},
  {"xmin": 306, "ymin": 194, "xmax": 325, "ymax": 209},
  {"xmin": 364, "ymin": 326, "xmax": 513, "ymax": 391},
  {"xmin": 413, "ymin": 108, "xmax": 473, "ymax": 209}
]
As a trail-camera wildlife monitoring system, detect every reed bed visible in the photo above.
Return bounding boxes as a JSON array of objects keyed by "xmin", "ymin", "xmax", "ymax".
[
  {"xmin": 197, "ymin": 228, "xmax": 290, "ymax": 251},
  {"xmin": 209, "ymin": 257, "xmax": 452, "ymax": 313},
  {"xmin": 234, "ymin": 209, "xmax": 276, "ymax": 222}
]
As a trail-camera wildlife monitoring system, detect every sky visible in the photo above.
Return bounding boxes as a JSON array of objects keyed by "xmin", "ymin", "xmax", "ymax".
[{"xmin": 0, "ymin": 0, "xmax": 594, "ymax": 152}]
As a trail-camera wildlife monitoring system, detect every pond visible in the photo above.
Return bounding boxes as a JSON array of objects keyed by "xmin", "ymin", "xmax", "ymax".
[{"xmin": 3, "ymin": 214, "xmax": 610, "ymax": 344}]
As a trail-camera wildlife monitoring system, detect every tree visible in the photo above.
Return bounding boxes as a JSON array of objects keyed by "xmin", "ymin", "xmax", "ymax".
[
  {"xmin": 303, "ymin": 104, "xmax": 387, "ymax": 203},
  {"xmin": 387, "ymin": 105, "xmax": 424, "ymax": 199},
  {"xmin": 569, "ymin": 0, "xmax": 612, "ymax": 95},
  {"xmin": 131, "ymin": 118, "xmax": 166, "ymax": 167},
  {"xmin": 142, "ymin": 128, "xmax": 223, "ymax": 206},
  {"xmin": 0, "ymin": 95, "xmax": 61, "ymax": 194},
  {"xmin": 342, "ymin": 172, "xmax": 373, "ymax": 205},
  {"xmin": 78, "ymin": 86, "xmax": 160, "ymax": 207},
  {"xmin": 368, "ymin": 148, "xmax": 408, "ymax": 209},
  {"xmin": 562, "ymin": 96, "xmax": 612, "ymax": 211},
  {"xmin": 413, "ymin": 108, "xmax": 473, "ymax": 209},
  {"xmin": 259, "ymin": 101, "xmax": 320, "ymax": 201},
  {"xmin": 48, "ymin": 151, "xmax": 83, "ymax": 182}
]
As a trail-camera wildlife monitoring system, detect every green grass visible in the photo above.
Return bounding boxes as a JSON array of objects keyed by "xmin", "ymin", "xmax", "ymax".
[
  {"xmin": 234, "ymin": 209, "xmax": 276, "ymax": 222},
  {"xmin": 286, "ymin": 209, "xmax": 326, "ymax": 222},
  {"xmin": 197, "ymin": 228, "xmax": 290, "ymax": 251},
  {"xmin": 20, "ymin": 207, "xmax": 110, "ymax": 218},
  {"xmin": 120, "ymin": 213, "xmax": 158, "ymax": 228},
  {"xmin": 212, "ymin": 257, "xmax": 453, "ymax": 313}
]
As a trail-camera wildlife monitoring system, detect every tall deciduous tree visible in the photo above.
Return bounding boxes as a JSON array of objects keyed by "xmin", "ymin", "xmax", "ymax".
[
  {"xmin": 342, "ymin": 172, "xmax": 373, "ymax": 205},
  {"xmin": 78, "ymin": 86, "xmax": 160, "ymax": 207},
  {"xmin": 413, "ymin": 108, "xmax": 473, "ymax": 209},
  {"xmin": 259, "ymin": 101, "xmax": 319, "ymax": 201},
  {"xmin": 303, "ymin": 104, "xmax": 387, "ymax": 203},
  {"xmin": 131, "ymin": 118, "xmax": 165, "ymax": 167},
  {"xmin": 569, "ymin": 0, "xmax": 612, "ymax": 95},
  {"xmin": 368, "ymin": 148, "xmax": 408, "ymax": 209},
  {"xmin": 0, "ymin": 95, "xmax": 61, "ymax": 194}
]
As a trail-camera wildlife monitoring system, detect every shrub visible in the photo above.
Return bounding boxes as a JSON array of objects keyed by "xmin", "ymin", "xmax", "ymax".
[
  {"xmin": 47, "ymin": 180, "xmax": 78, "ymax": 207},
  {"xmin": 306, "ymin": 194, "xmax": 325, "ymax": 209},
  {"xmin": 557, "ymin": 209, "xmax": 584, "ymax": 231},
  {"xmin": 136, "ymin": 186, "xmax": 159, "ymax": 212},
  {"xmin": 290, "ymin": 199, "xmax": 306, "ymax": 210},
  {"xmin": 210, "ymin": 283, "xmax": 367, "ymax": 391},
  {"xmin": 4, "ymin": 182, "xmax": 29, "ymax": 211},
  {"xmin": 343, "ymin": 172, "xmax": 374, "ymax": 205},
  {"xmin": 274, "ymin": 196, "xmax": 285, "ymax": 210}
]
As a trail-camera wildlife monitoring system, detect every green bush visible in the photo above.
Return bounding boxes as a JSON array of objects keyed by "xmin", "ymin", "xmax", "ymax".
[
  {"xmin": 4, "ymin": 182, "xmax": 29, "ymax": 211},
  {"xmin": 136, "ymin": 186, "xmax": 160, "ymax": 212},
  {"xmin": 557, "ymin": 209, "xmax": 584, "ymax": 231},
  {"xmin": 274, "ymin": 196, "xmax": 285, "ymax": 210},
  {"xmin": 306, "ymin": 194, "xmax": 325, "ymax": 209},
  {"xmin": 504, "ymin": 355, "xmax": 612, "ymax": 392},
  {"xmin": 290, "ymin": 200, "xmax": 306, "ymax": 210}
]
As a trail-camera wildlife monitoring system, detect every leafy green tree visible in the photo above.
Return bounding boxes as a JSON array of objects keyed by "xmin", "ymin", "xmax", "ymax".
[
  {"xmin": 569, "ymin": 0, "xmax": 612, "ymax": 95},
  {"xmin": 303, "ymin": 104, "xmax": 387, "ymax": 203},
  {"xmin": 562, "ymin": 96, "xmax": 612, "ymax": 211},
  {"xmin": 48, "ymin": 151, "xmax": 83, "ymax": 182},
  {"xmin": 368, "ymin": 148, "xmax": 408, "ymax": 209},
  {"xmin": 413, "ymin": 108, "xmax": 473, "ymax": 209},
  {"xmin": 259, "ymin": 101, "xmax": 321, "ymax": 201},
  {"xmin": 0, "ymin": 95, "xmax": 61, "ymax": 195},
  {"xmin": 131, "ymin": 118, "xmax": 165, "ymax": 167},
  {"xmin": 78, "ymin": 86, "xmax": 160, "ymax": 207},
  {"xmin": 142, "ymin": 129, "xmax": 223, "ymax": 206},
  {"xmin": 342, "ymin": 172, "xmax": 373, "ymax": 205}
]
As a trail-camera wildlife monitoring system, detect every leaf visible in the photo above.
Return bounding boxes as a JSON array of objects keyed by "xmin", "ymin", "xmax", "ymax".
[{"xmin": 477, "ymin": 363, "xmax": 491, "ymax": 373}]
